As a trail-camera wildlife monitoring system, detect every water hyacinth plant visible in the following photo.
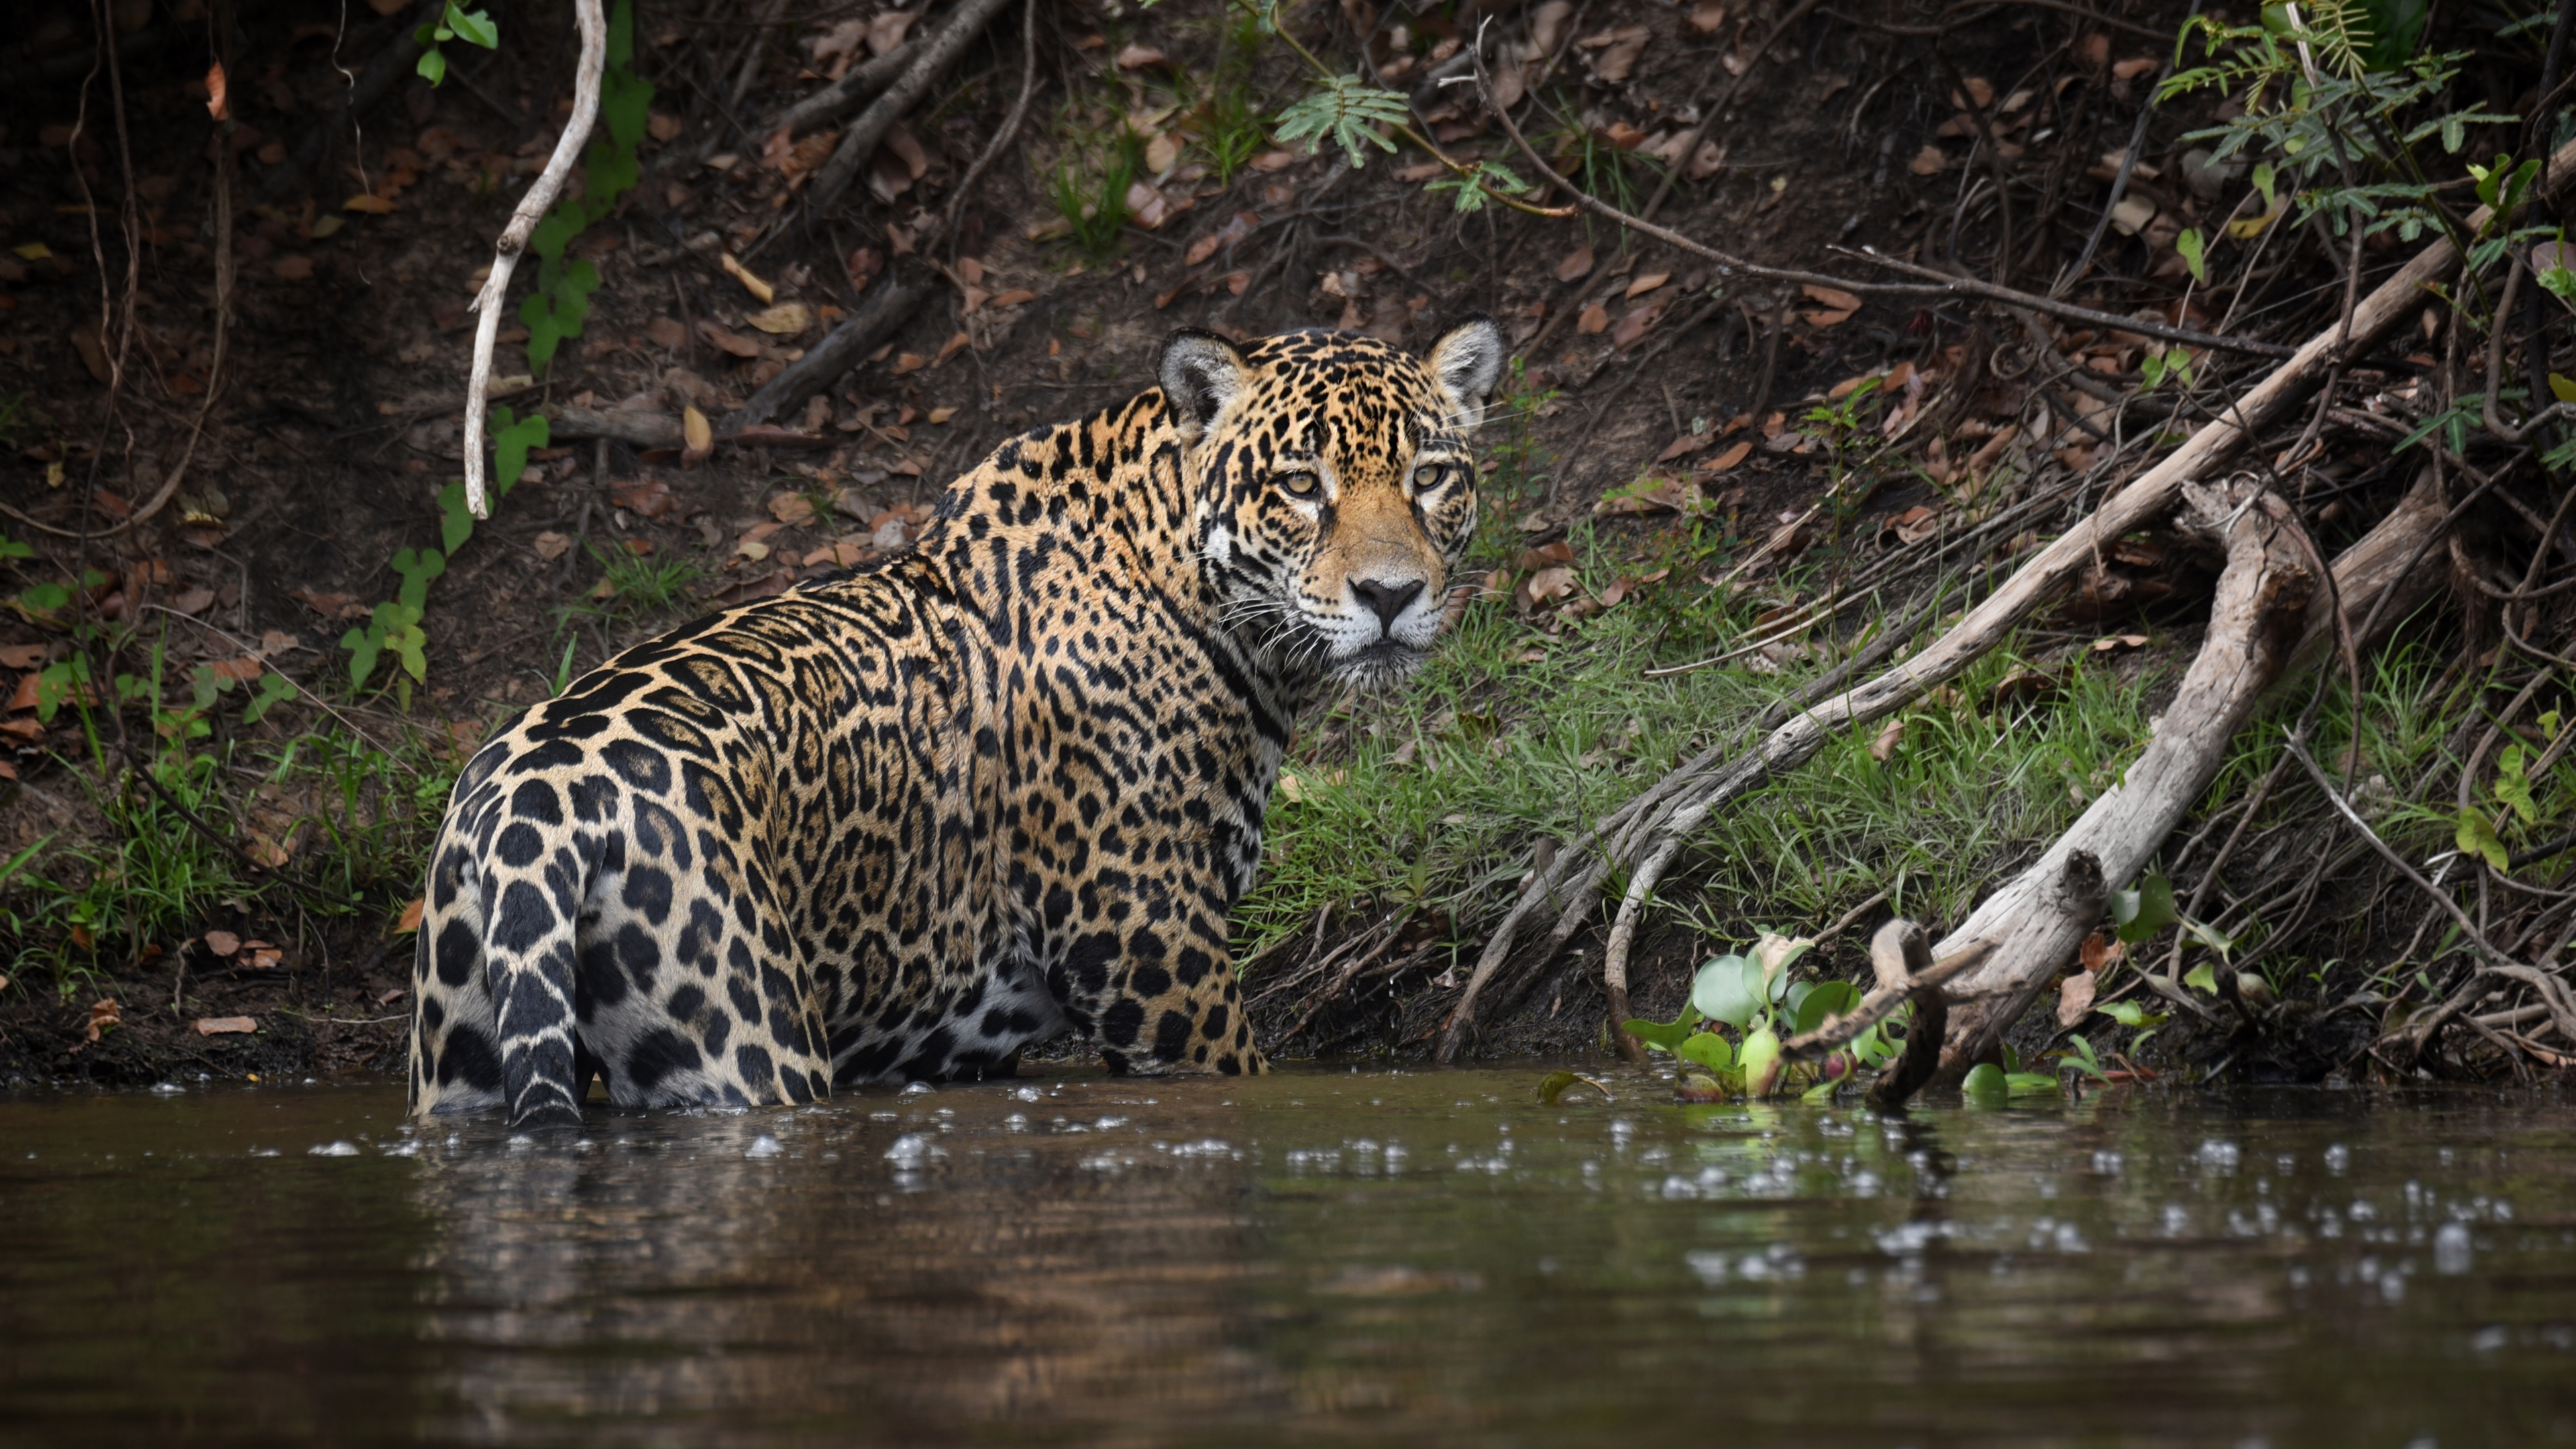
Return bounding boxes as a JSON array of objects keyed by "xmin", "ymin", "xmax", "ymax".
[{"xmin": 1622, "ymin": 932, "xmax": 1901, "ymax": 1102}]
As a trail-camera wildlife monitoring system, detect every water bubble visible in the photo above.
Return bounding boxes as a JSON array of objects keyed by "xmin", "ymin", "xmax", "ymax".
[
  {"xmin": 1003, "ymin": 1113, "xmax": 1030, "ymax": 1132},
  {"xmin": 745, "ymin": 1135, "xmax": 784, "ymax": 1159},
  {"xmin": 2469, "ymin": 1326, "xmax": 2509, "ymax": 1353},
  {"xmin": 2324, "ymin": 1142, "xmax": 2351, "ymax": 1175},
  {"xmin": 1010, "ymin": 1085, "xmax": 1040, "ymax": 1102},
  {"xmin": 2434, "ymin": 1221, "xmax": 2474, "ymax": 1275},
  {"xmin": 2092, "ymin": 1149, "xmax": 2125, "ymax": 1175},
  {"xmin": 900, "ymin": 1081, "xmax": 935, "ymax": 1097},
  {"xmin": 883, "ymin": 1133, "xmax": 932, "ymax": 1167},
  {"xmin": 1684, "ymin": 1250, "xmax": 1731, "ymax": 1285},
  {"xmin": 2197, "ymin": 1139, "xmax": 2241, "ymax": 1174},
  {"xmin": 308, "ymin": 1140, "xmax": 360, "ymax": 1157},
  {"xmin": 2161, "ymin": 1203, "xmax": 2191, "ymax": 1237}
]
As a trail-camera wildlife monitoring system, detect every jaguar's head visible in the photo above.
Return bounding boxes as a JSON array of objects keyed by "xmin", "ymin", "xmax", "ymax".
[{"xmin": 1163, "ymin": 319, "xmax": 1507, "ymax": 690}]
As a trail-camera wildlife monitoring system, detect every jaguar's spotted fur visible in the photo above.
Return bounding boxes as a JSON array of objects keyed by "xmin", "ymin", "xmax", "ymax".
[{"xmin": 408, "ymin": 321, "xmax": 1507, "ymax": 1126}]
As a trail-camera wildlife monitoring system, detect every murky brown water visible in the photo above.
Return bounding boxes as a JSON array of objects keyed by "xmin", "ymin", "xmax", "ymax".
[{"xmin": 4, "ymin": 1068, "xmax": 2575, "ymax": 1446}]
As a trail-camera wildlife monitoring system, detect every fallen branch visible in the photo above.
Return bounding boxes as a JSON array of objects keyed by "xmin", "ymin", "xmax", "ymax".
[
  {"xmin": 715, "ymin": 272, "xmax": 931, "ymax": 434},
  {"xmin": 463, "ymin": 0, "xmax": 605, "ymax": 520},
  {"xmin": 1434, "ymin": 127, "xmax": 2576, "ymax": 1065},
  {"xmin": 767, "ymin": 41, "xmax": 916, "ymax": 138},
  {"xmin": 801, "ymin": 0, "xmax": 1016, "ymax": 220},
  {"xmin": 1931, "ymin": 479, "xmax": 2317, "ymax": 1076},
  {"xmin": 1776, "ymin": 922, "xmax": 1992, "ymax": 1076}
]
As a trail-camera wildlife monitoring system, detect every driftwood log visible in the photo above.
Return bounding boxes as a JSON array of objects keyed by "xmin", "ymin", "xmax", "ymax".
[{"xmin": 1929, "ymin": 479, "xmax": 2317, "ymax": 1074}]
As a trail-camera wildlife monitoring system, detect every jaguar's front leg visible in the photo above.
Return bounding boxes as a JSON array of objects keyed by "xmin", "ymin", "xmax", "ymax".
[{"xmin": 1077, "ymin": 908, "xmax": 1267, "ymax": 1076}]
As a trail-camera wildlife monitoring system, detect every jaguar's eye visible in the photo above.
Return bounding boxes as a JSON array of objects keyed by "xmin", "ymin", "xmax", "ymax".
[{"xmin": 1278, "ymin": 471, "xmax": 1319, "ymax": 497}]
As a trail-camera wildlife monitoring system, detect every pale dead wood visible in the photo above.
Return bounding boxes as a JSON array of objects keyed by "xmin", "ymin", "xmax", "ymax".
[
  {"xmin": 463, "ymin": 0, "xmax": 606, "ymax": 520},
  {"xmin": 1931, "ymin": 479, "xmax": 2316, "ymax": 1076}
]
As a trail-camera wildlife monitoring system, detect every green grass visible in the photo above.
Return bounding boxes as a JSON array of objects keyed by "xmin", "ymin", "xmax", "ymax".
[
  {"xmin": 5, "ymin": 711, "xmax": 458, "ymax": 991},
  {"xmin": 1240, "ymin": 575, "xmax": 2165, "ymax": 978}
]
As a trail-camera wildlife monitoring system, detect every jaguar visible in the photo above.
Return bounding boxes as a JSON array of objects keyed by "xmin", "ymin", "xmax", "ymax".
[{"xmin": 408, "ymin": 319, "xmax": 1507, "ymax": 1126}]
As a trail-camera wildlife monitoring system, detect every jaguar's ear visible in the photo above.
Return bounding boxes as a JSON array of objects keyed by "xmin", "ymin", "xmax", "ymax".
[
  {"xmin": 1158, "ymin": 328, "xmax": 1253, "ymax": 440},
  {"xmin": 1424, "ymin": 314, "xmax": 1509, "ymax": 429}
]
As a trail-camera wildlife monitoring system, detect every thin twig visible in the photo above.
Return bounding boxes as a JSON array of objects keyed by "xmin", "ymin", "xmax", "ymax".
[{"xmin": 464, "ymin": 0, "xmax": 606, "ymax": 519}]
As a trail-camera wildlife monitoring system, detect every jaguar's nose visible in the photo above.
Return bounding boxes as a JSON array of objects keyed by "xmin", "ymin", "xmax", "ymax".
[{"xmin": 1350, "ymin": 577, "xmax": 1426, "ymax": 636}]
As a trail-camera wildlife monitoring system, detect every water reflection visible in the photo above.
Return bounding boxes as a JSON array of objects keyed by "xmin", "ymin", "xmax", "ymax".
[
  {"xmin": 407, "ymin": 1083, "xmax": 1283, "ymax": 1442},
  {"xmin": 7, "ymin": 1075, "xmax": 2576, "ymax": 1446}
]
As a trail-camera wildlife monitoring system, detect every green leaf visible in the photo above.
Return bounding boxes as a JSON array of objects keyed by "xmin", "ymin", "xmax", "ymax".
[
  {"xmin": 490, "ymin": 408, "xmax": 549, "ymax": 499},
  {"xmin": 1538, "ymin": 1069, "xmax": 1611, "ymax": 1104},
  {"xmin": 241, "ymin": 671, "xmax": 293, "ymax": 725},
  {"xmin": 1962, "ymin": 1062, "xmax": 2010, "ymax": 1105},
  {"xmin": 2251, "ymin": 160, "xmax": 2276, "ymax": 207},
  {"xmin": 443, "ymin": 3, "xmax": 498, "ymax": 50},
  {"xmin": 2457, "ymin": 806, "xmax": 2510, "ymax": 871},
  {"xmin": 2004, "ymin": 1071, "xmax": 2061, "ymax": 1095},
  {"xmin": 606, "ymin": 0, "xmax": 637, "ymax": 68},
  {"xmin": 390, "ymin": 548, "xmax": 446, "ymax": 612},
  {"xmin": 1676, "ymin": 1032, "xmax": 1734, "ymax": 1072},
  {"xmin": 2112, "ymin": 869, "xmax": 2180, "ymax": 944},
  {"xmin": 416, "ymin": 48, "xmax": 447, "ymax": 87},
  {"xmin": 530, "ymin": 209, "xmax": 580, "ymax": 264},
  {"xmin": 342, "ymin": 624, "xmax": 384, "ymax": 688},
  {"xmin": 2055, "ymin": 1033, "xmax": 2110, "ymax": 1081},
  {"xmin": 2496, "ymin": 742, "xmax": 2538, "ymax": 824},
  {"xmin": 1690, "ymin": 954, "xmax": 1765, "ymax": 1028},
  {"xmin": 1621, "ymin": 1004, "xmax": 1703, "ymax": 1053},
  {"xmin": 1274, "ymin": 74, "xmax": 1410, "ymax": 170},
  {"xmin": 1738, "ymin": 1024, "xmax": 1782, "ymax": 1095},
  {"xmin": 2183, "ymin": 961, "xmax": 2220, "ymax": 994},
  {"xmin": 1792, "ymin": 979, "xmax": 1861, "ymax": 1035},
  {"xmin": 2176, "ymin": 227, "xmax": 2207, "ymax": 282},
  {"xmin": 2099, "ymin": 1000, "xmax": 2168, "ymax": 1030}
]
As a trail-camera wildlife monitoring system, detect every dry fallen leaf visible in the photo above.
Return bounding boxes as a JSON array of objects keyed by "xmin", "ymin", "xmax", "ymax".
[
  {"xmin": 697, "ymin": 320, "xmax": 762, "ymax": 358},
  {"xmin": 610, "ymin": 478, "xmax": 679, "ymax": 519},
  {"xmin": 769, "ymin": 492, "xmax": 818, "ymax": 527},
  {"xmin": 1625, "ymin": 272, "xmax": 1670, "ymax": 299},
  {"xmin": 1909, "ymin": 144, "xmax": 1946, "ymax": 176},
  {"xmin": 195, "ymin": 1016, "xmax": 258, "ymax": 1036},
  {"xmin": 2091, "ymin": 633, "xmax": 2151, "ymax": 653},
  {"xmin": 85, "ymin": 998, "xmax": 121, "ymax": 1044},
  {"xmin": 342, "ymin": 193, "xmax": 396, "ymax": 214},
  {"xmin": 1869, "ymin": 714, "xmax": 1908, "ymax": 761},
  {"xmin": 645, "ymin": 315, "xmax": 686, "ymax": 349},
  {"xmin": 926, "ymin": 405, "xmax": 957, "ymax": 424},
  {"xmin": 746, "ymin": 301, "xmax": 813, "ymax": 335},
  {"xmin": 272, "ymin": 255, "xmax": 314, "ymax": 280},
  {"xmin": 288, "ymin": 586, "xmax": 361, "ymax": 619},
  {"xmin": 205, "ymin": 60, "xmax": 229, "ymax": 120},
  {"xmin": 171, "ymin": 586, "xmax": 215, "ymax": 614},
  {"xmin": 648, "ymin": 111, "xmax": 684, "ymax": 143},
  {"xmin": 2057, "ymin": 967, "xmax": 2098, "ymax": 1027},
  {"xmin": 1576, "ymin": 301, "xmax": 1610, "ymax": 334},
  {"xmin": 204, "ymin": 928, "xmax": 241, "ymax": 957},
  {"xmin": 533, "ymin": 531, "xmax": 572, "ymax": 561},
  {"xmin": 1689, "ymin": 0, "xmax": 1727, "ymax": 30},
  {"xmin": 1697, "ymin": 439, "xmax": 1755, "ymax": 473},
  {"xmin": 683, "ymin": 405, "xmax": 714, "ymax": 464},
  {"xmin": 1556, "ymin": 244, "xmax": 1595, "ymax": 282},
  {"xmin": 0, "ymin": 643, "xmax": 46, "ymax": 668},
  {"xmin": 720, "ymin": 252, "xmax": 775, "ymax": 303},
  {"xmin": 1611, "ymin": 303, "xmax": 1662, "ymax": 348}
]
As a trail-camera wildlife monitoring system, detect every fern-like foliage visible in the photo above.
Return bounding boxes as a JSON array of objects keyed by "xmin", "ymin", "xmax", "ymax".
[{"xmin": 1275, "ymin": 75, "xmax": 1411, "ymax": 169}]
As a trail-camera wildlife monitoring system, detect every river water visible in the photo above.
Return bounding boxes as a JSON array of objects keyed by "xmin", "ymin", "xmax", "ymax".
[{"xmin": 3, "ymin": 1067, "xmax": 2571, "ymax": 1446}]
